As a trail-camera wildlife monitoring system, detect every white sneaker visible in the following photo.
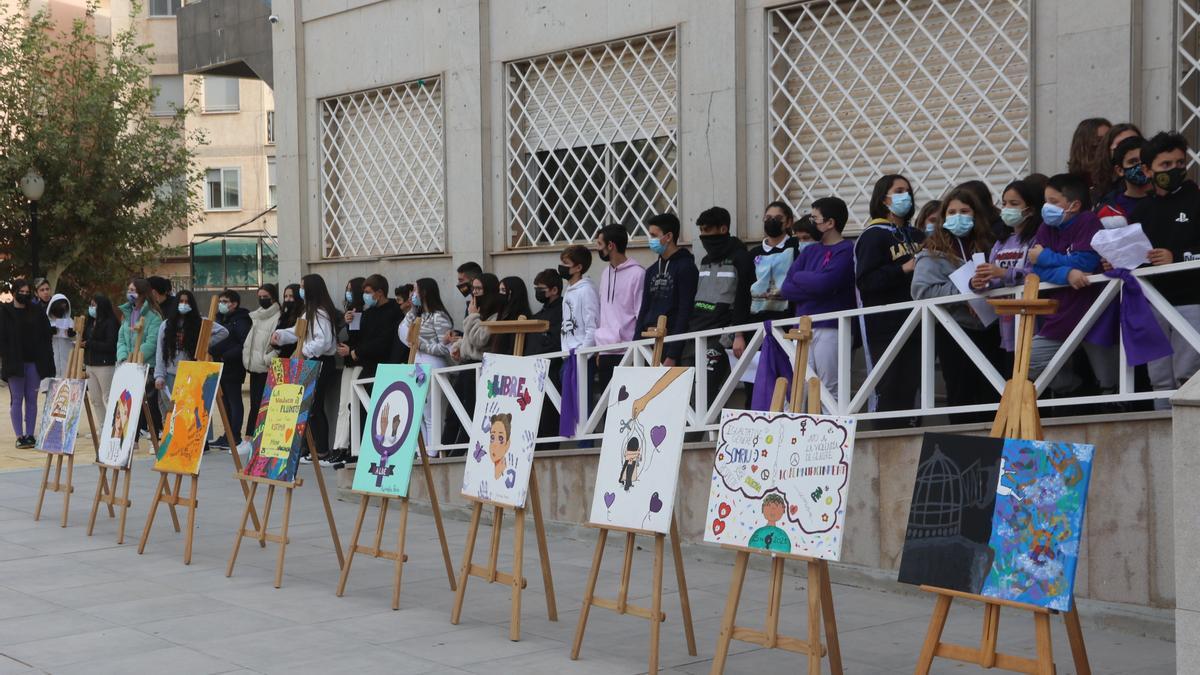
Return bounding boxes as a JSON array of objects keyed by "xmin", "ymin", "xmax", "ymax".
[{"xmin": 236, "ymin": 440, "xmax": 253, "ymax": 459}]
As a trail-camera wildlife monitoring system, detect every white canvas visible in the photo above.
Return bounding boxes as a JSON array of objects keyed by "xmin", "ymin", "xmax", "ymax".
[
  {"xmin": 460, "ymin": 353, "xmax": 549, "ymax": 508},
  {"xmin": 98, "ymin": 363, "xmax": 148, "ymax": 468},
  {"xmin": 588, "ymin": 366, "xmax": 695, "ymax": 533},
  {"xmin": 704, "ymin": 409, "xmax": 856, "ymax": 560}
]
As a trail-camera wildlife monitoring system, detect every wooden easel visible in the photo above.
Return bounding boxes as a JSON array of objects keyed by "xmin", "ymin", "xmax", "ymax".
[
  {"xmin": 915, "ymin": 274, "xmax": 1091, "ymax": 675},
  {"xmin": 85, "ymin": 318, "xmax": 158, "ymax": 542},
  {"xmin": 570, "ymin": 315, "xmax": 697, "ymax": 673},
  {"xmin": 710, "ymin": 316, "xmax": 845, "ymax": 675},
  {"xmin": 336, "ymin": 317, "xmax": 457, "ymax": 607},
  {"xmin": 450, "ymin": 317, "xmax": 558, "ymax": 641}
]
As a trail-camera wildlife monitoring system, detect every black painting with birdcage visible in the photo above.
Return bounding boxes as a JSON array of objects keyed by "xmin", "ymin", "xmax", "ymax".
[{"xmin": 898, "ymin": 433, "xmax": 1003, "ymax": 594}]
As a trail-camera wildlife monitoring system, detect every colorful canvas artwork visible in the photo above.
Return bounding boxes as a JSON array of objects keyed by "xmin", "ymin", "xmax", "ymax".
[
  {"xmin": 34, "ymin": 378, "xmax": 88, "ymax": 455},
  {"xmin": 460, "ymin": 353, "xmax": 549, "ymax": 508},
  {"xmin": 703, "ymin": 409, "xmax": 856, "ymax": 560},
  {"xmin": 98, "ymin": 363, "xmax": 148, "ymax": 467},
  {"xmin": 587, "ymin": 367, "xmax": 695, "ymax": 533},
  {"xmin": 351, "ymin": 364, "xmax": 431, "ymax": 497},
  {"xmin": 244, "ymin": 358, "xmax": 322, "ymax": 484},
  {"xmin": 153, "ymin": 361, "xmax": 223, "ymax": 475}
]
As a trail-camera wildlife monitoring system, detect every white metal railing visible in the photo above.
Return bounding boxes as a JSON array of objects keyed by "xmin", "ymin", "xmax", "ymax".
[{"xmin": 352, "ymin": 261, "xmax": 1200, "ymax": 454}]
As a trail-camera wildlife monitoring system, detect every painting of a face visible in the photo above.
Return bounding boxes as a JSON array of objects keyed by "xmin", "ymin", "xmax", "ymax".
[
  {"xmin": 489, "ymin": 416, "xmax": 511, "ymax": 479},
  {"xmin": 762, "ymin": 497, "xmax": 785, "ymax": 526}
]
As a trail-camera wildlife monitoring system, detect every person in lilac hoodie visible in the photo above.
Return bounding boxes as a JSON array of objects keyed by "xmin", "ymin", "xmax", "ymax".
[
  {"xmin": 780, "ymin": 197, "xmax": 856, "ymax": 399},
  {"xmin": 594, "ymin": 224, "xmax": 645, "ymax": 397},
  {"xmin": 1026, "ymin": 172, "xmax": 1117, "ymax": 395}
]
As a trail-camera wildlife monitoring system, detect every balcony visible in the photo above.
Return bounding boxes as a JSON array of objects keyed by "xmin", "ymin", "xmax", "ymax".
[{"xmin": 176, "ymin": 0, "xmax": 273, "ymax": 87}]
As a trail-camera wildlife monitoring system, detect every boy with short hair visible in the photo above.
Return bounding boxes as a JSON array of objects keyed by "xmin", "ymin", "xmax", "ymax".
[
  {"xmin": 559, "ymin": 245, "xmax": 599, "ymax": 353},
  {"xmin": 594, "ymin": 224, "xmax": 644, "ymax": 394},
  {"xmin": 688, "ymin": 206, "xmax": 754, "ymax": 403},
  {"xmin": 1096, "ymin": 136, "xmax": 1153, "ymax": 227},
  {"xmin": 636, "ymin": 213, "xmax": 698, "ymax": 367}
]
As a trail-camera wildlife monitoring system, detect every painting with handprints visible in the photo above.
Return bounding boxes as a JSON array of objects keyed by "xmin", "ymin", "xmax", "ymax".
[
  {"xmin": 460, "ymin": 353, "xmax": 549, "ymax": 508},
  {"xmin": 352, "ymin": 364, "xmax": 431, "ymax": 497},
  {"xmin": 704, "ymin": 409, "xmax": 856, "ymax": 560},
  {"xmin": 980, "ymin": 438, "xmax": 1094, "ymax": 611},
  {"xmin": 588, "ymin": 367, "xmax": 694, "ymax": 533},
  {"xmin": 98, "ymin": 362, "xmax": 148, "ymax": 467},
  {"xmin": 154, "ymin": 360, "xmax": 222, "ymax": 475},
  {"xmin": 35, "ymin": 378, "xmax": 88, "ymax": 455},
  {"xmin": 244, "ymin": 357, "xmax": 321, "ymax": 483}
]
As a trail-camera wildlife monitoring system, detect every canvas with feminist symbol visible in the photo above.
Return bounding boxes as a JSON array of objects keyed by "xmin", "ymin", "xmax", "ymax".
[
  {"xmin": 587, "ymin": 366, "xmax": 695, "ymax": 533},
  {"xmin": 704, "ymin": 409, "xmax": 856, "ymax": 560},
  {"xmin": 461, "ymin": 353, "xmax": 549, "ymax": 508},
  {"xmin": 244, "ymin": 358, "xmax": 322, "ymax": 484},
  {"xmin": 34, "ymin": 378, "xmax": 88, "ymax": 455},
  {"xmin": 98, "ymin": 362, "xmax": 148, "ymax": 467},
  {"xmin": 351, "ymin": 363, "xmax": 431, "ymax": 497},
  {"xmin": 154, "ymin": 361, "xmax": 223, "ymax": 475}
]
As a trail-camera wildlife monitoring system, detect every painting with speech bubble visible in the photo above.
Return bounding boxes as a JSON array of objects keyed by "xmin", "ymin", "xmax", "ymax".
[
  {"xmin": 460, "ymin": 353, "xmax": 549, "ymax": 508},
  {"xmin": 704, "ymin": 409, "xmax": 856, "ymax": 560},
  {"xmin": 244, "ymin": 358, "xmax": 321, "ymax": 484},
  {"xmin": 352, "ymin": 364, "xmax": 431, "ymax": 497},
  {"xmin": 587, "ymin": 366, "xmax": 695, "ymax": 534}
]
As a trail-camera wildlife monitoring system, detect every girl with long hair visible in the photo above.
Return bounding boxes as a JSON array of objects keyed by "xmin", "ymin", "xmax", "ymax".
[
  {"xmin": 972, "ymin": 180, "xmax": 1044, "ymax": 362},
  {"xmin": 154, "ymin": 290, "xmax": 228, "ymax": 394},
  {"xmin": 273, "ymin": 274, "xmax": 341, "ymax": 462},
  {"xmin": 84, "ymin": 293, "xmax": 119, "ymax": 430},
  {"xmin": 398, "ymin": 278, "xmax": 456, "ymax": 454}
]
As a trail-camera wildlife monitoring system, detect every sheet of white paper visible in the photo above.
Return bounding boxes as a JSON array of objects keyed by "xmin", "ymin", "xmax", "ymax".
[
  {"xmin": 948, "ymin": 253, "xmax": 998, "ymax": 327},
  {"xmin": 349, "ymin": 311, "xmax": 362, "ymax": 331},
  {"xmin": 1092, "ymin": 223, "xmax": 1153, "ymax": 270}
]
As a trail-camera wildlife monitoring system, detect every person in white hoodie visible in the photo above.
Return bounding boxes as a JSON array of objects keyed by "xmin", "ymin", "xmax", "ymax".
[
  {"xmin": 45, "ymin": 293, "xmax": 74, "ymax": 381},
  {"xmin": 559, "ymin": 244, "xmax": 600, "ymax": 353},
  {"xmin": 242, "ymin": 284, "xmax": 281, "ymax": 443},
  {"xmin": 398, "ymin": 278, "xmax": 455, "ymax": 455}
]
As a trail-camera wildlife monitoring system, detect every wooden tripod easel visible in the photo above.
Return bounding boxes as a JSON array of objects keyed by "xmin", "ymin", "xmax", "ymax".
[
  {"xmin": 711, "ymin": 316, "xmax": 845, "ymax": 675},
  {"xmin": 915, "ymin": 275, "xmax": 1090, "ymax": 675},
  {"xmin": 570, "ymin": 315, "xmax": 697, "ymax": 673},
  {"xmin": 336, "ymin": 317, "xmax": 457, "ymax": 608},
  {"xmin": 450, "ymin": 317, "xmax": 558, "ymax": 641}
]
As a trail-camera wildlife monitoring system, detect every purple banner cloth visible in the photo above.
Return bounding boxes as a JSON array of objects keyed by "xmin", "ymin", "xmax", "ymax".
[
  {"xmin": 1104, "ymin": 269, "xmax": 1173, "ymax": 366},
  {"xmin": 751, "ymin": 321, "xmax": 794, "ymax": 411},
  {"xmin": 558, "ymin": 348, "xmax": 579, "ymax": 437}
]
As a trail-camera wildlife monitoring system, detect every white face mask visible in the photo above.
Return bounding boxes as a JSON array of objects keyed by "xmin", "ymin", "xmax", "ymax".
[{"xmin": 796, "ymin": 240, "xmax": 817, "ymax": 254}]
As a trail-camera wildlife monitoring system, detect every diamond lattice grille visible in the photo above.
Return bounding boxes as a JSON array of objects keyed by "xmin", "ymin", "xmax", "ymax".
[
  {"xmin": 319, "ymin": 78, "xmax": 444, "ymax": 258},
  {"xmin": 506, "ymin": 30, "xmax": 679, "ymax": 248},
  {"xmin": 1178, "ymin": 0, "xmax": 1200, "ymax": 168},
  {"xmin": 767, "ymin": 0, "xmax": 1030, "ymax": 232}
]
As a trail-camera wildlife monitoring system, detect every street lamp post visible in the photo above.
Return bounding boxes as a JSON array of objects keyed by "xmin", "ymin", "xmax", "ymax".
[{"xmin": 19, "ymin": 168, "xmax": 45, "ymax": 281}]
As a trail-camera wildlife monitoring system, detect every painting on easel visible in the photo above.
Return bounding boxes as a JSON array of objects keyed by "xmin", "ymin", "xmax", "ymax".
[
  {"xmin": 98, "ymin": 362, "xmax": 148, "ymax": 467},
  {"xmin": 244, "ymin": 358, "xmax": 322, "ymax": 484},
  {"xmin": 460, "ymin": 353, "xmax": 549, "ymax": 508},
  {"xmin": 351, "ymin": 363, "xmax": 431, "ymax": 497},
  {"xmin": 154, "ymin": 361, "xmax": 223, "ymax": 475},
  {"xmin": 703, "ymin": 409, "xmax": 856, "ymax": 559},
  {"xmin": 34, "ymin": 378, "xmax": 88, "ymax": 455},
  {"xmin": 587, "ymin": 366, "xmax": 694, "ymax": 533}
]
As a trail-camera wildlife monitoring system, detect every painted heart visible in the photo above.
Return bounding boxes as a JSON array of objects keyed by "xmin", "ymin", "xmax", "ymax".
[
  {"xmin": 650, "ymin": 425, "xmax": 667, "ymax": 448},
  {"xmin": 649, "ymin": 491, "xmax": 663, "ymax": 513},
  {"xmin": 617, "ymin": 385, "xmax": 629, "ymax": 402},
  {"xmin": 472, "ymin": 442, "xmax": 485, "ymax": 462},
  {"xmin": 789, "ymin": 504, "xmax": 798, "ymax": 515},
  {"xmin": 751, "ymin": 464, "xmax": 758, "ymax": 473},
  {"xmin": 718, "ymin": 502, "xmax": 731, "ymax": 518},
  {"xmin": 603, "ymin": 491, "xmax": 615, "ymax": 509},
  {"xmin": 712, "ymin": 518, "xmax": 726, "ymax": 536}
]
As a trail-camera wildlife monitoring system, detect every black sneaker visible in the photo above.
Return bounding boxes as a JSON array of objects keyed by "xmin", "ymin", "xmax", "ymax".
[{"xmin": 16, "ymin": 436, "xmax": 34, "ymax": 449}]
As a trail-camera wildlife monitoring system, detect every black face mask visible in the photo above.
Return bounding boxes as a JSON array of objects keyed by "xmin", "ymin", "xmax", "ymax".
[
  {"xmin": 15, "ymin": 293, "xmax": 30, "ymax": 304},
  {"xmin": 598, "ymin": 249, "xmax": 610, "ymax": 262},
  {"xmin": 258, "ymin": 298, "xmax": 273, "ymax": 310},
  {"xmin": 557, "ymin": 264, "xmax": 572, "ymax": 280},
  {"xmin": 763, "ymin": 217, "xmax": 784, "ymax": 238},
  {"xmin": 534, "ymin": 289, "xmax": 549, "ymax": 305},
  {"xmin": 1154, "ymin": 167, "xmax": 1188, "ymax": 194},
  {"xmin": 456, "ymin": 282, "xmax": 471, "ymax": 297},
  {"xmin": 699, "ymin": 233, "xmax": 728, "ymax": 255},
  {"xmin": 282, "ymin": 300, "xmax": 294, "ymax": 312}
]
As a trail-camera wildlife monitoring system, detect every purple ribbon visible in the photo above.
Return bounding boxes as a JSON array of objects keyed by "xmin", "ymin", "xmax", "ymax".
[
  {"xmin": 558, "ymin": 348, "xmax": 579, "ymax": 438},
  {"xmin": 751, "ymin": 320, "xmax": 794, "ymax": 411},
  {"xmin": 1104, "ymin": 269, "xmax": 1173, "ymax": 366}
]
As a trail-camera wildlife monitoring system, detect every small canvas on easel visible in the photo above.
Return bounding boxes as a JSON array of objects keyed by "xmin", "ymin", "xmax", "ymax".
[
  {"xmin": 460, "ymin": 353, "xmax": 549, "ymax": 508},
  {"xmin": 704, "ymin": 409, "xmax": 856, "ymax": 559},
  {"xmin": 587, "ymin": 366, "xmax": 694, "ymax": 533},
  {"xmin": 244, "ymin": 358, "xmax": 322, "ymax": 483},
  {"xmin": 98, "ymin": 362, "xmax": 148, "ymax": 467},
  {"xmin": 351, "ymin": 363, "xmax": 431, "ymax": 497},
  {"xmin": 34, "ymin": 378, "xmax": 87, "ymax": 455},
  {"xmin": 154, "ymin": 360, "xmax": 223, "ymax": 475}
]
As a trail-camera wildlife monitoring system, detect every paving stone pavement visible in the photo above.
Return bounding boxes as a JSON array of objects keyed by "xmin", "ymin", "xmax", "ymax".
[{"xmin": 0, "ymin": 453, "xmax": 1175, "ymax": 674}]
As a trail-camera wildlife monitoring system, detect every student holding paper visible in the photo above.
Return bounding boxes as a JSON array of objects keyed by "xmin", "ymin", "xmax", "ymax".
[
  {"xmin": 911, "ymin": 188, "xmax": 1001, "ymax": 423},
  {"xmin": 971, "ymin": 179, "xmax": 1043, "ymax": 358}
]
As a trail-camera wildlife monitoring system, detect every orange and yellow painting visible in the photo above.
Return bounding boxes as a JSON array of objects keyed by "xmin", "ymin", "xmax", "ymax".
[{"xmin": 154, "ymin": 361, "xmax": 223, "ymax": 475}]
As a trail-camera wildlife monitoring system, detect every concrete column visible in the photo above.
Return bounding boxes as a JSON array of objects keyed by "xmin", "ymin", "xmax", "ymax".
[
  {"xmin": 270, "ymin": 0, "xmax": 306, "ymax": 283},
  {"xmin": 1172, "ymin": 376, "xmax": 1200, "ymax": 664}
]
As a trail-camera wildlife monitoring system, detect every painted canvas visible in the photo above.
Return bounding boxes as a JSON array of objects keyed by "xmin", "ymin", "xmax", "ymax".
[
  {"xmin": 34, "ymin": 378, "xmax": 88, "ymax": 455},
  {"xmin": 898, "ymin": 433, "xmax": 1005, "ymax": 594},
  {"xmin": 154, "ymin": 361, "xmax": 223, "ymax": 475},
  {"xmin": 704, "ymin": 409, "xmax": 856, "ymax": 560},
  {"xmin": 244, "ymin": 358, "xmax": 322, "ymax": 484},
  {"xmin": 980, "ymin": 438, "xmax": 1094, "ymax": 611},
  {"xmin": 98, "ymin": 363, "xmax": 148, "ymax": 467},
  {"xmin": 351, "ymin": 364, "xmax": 431, "ymax": 497},
  {"xmin": 588, "ymin": 367, "xmax": 695, "ymax": 533},
  {"xmin": 460, "ymin": 353, "xmax": 549, "ymax": 508}
]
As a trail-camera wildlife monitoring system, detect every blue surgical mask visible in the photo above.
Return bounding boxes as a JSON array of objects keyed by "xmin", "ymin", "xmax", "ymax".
[
  {"xmin": 217, "ymin": 301, "xmax": 230, "ymax": 315},
  {"xmin": 362, "ymin": 293, "xmax": 377, "ymax": 309},
  {"xmin": 924, "ymin": 221, "xmax": 937, "ymax": 235},
  {"xmin": 177, "ymin": 303, "xmax": 192, "ymax": 315},
  {"xmin": 126, "ymin": 291, "xmax": 137, "ymax": 304},
  {"xmin": 87, "ymin": 306, "xmax": 96, "ymax": 318},
  {"xmin": 888, "ymin": 192, "xmax": 913, "ymax": 218},
  {"xmin": 1000, "ymin": 207, "xmax": 1024, "ymax": 227},
  {"xmin": 1124, "ymin": 164, "xmax": 1151, "ymax": 187},
  {"xmin": 648, "ymin": 237, "xmax": 666, "ymax": 256},
  {"xmin": 299, "ymin": 288, "xmax": 306, "ymax": 301},
  {"xmin": 943, "ymin": 213, "xmax": 974, "ymax": 237},
  {"xmin": 795, "ymin": 240, "xmax": 816, "ymax": 254},
  {"xmin": 345, "ymin": 291, "xmax": 354, "ymax": 304},
  {"xmin": 1041, "ymin": 203, "xmax": 1067, "ymax": 228},
  {"xmin": 410, "ymin": 293, "xmax": 421, "ymax": 308}
]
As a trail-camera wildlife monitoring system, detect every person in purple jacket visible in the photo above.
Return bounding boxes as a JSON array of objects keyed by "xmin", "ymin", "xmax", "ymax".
[
  {"xmin": 1026, "ymin": 173, "xmax": 1117, "ymax": 395},
  {"xmin": 780, "ymin": 197, "xmax": 856, "ymax": 401},
  {"xmin": 971, "ymin": 179, "xmax": 1043, "ymax": 361}
]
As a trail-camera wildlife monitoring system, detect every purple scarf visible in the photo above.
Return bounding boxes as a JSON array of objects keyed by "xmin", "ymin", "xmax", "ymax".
[
  {"xmin": 1104, "ymin": 269, "xmax": 1173, "ymax": 366},
  {"xmin": 751, "ymin": 321, "xmax": 793, "ymax": 411},
  {"xmin": 558, "ymin": 348, "xmax": 579, "ymax": 437}
]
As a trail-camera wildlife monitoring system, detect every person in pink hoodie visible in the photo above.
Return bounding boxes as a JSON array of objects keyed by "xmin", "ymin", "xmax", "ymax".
[{"xmin": 594, "ymin": 224, "xmax": 645, "ymax": 399}]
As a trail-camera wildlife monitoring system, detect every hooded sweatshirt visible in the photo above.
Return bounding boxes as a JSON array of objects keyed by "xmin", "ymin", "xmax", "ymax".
[
  {"xmin": 46, "ymin": 293, "xmax": 74, "ymax": 378},
  {"xmin": 1031, "ymin": 210, "xmax": 1104, "ymax": 342},
  {"xmin": 636, "ymin": 247, "xmax": 699, "ymax": 362},
  {"xmin": 779, "ymin": 239, "xmax": 855, "ymax": 328},
  {"xmin": 595, "ymin": 257, "xmax": 645, "ymax": 349},
  {"xmin": 854, "ymin": 220, "xmax": 926, "ymax": 307},
  {"xmin": 689, "ymin": 235, "xmax": 755, "ymax": 340},
  {"xmin": 1130, "ymin": 179, "xmax": 1200, "ymax": 307},
  {"xmin": 561, "ymin": 277, "xmax": 600, "ymax": 352}
]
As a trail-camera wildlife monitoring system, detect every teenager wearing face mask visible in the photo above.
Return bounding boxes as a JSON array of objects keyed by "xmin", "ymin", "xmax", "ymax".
[
  {"xmin": 455, "ymin": 262, "xmax": 483, "ymax": 318},
  {"xmin": 594, "ymin": 225, "xmax": 644, "ymax": 396},
  {"xmin": 1129, "ymin": 131, "xmax": 1200, "ymax": 402},
  {"xmin": 636, "ymin": 213, "xmax": 698, "ymax": 368},
  {"xmin": 559, "ymin": 245, "xmax": 600, "ymax": 354},
  {"xmin": 397, "ymin": 278, "xmax": 454, "ymax": 454},
  {"xmin": 273, "ymin": 275, "xmax": 342, "ymax": 463},
  {"xmin": 0, "ymin": 279, "xmax": 54, "ymax": 448},
  {"xmin": 688, "ymin": 206, "xmax": 754, "ymax": 405},
  {"xmin": 242, "ymin": 284, "xmax": 280, "ymax": 443},
  {"xmin": 154, "ymin": 290, "xmax": 229, "ymax": 425},
  {"xmin": 914, "ymin": 200, "xmax": 942, "ymax": 238},
  {"xmin": 1095, "ymin": 136, "xmax": 1151, "ymax": 228},
  {"xmin": 274, "ymin": 284, "xmax": 303, "ymax": 359},
  {"xmin": 391, "ymin": 283, "xmax": 414, "ymax": 364},
  {"xmin": 971, "ymin": 180, "xmax": 1043, "ymax": 360},
  {"xmin": 45, "ymin": 292, "xmax": 74, "ymax": 383},
  {"xmin": 209, "ymin": 289, "xmax": 252, "ymax": 452},
  {"xmin": 83, "ymin": 293, "xmax": 119, "ymax": 427},
  {"xmin": 912, "ymin": 189, "xmax": 1001, "ymax": 423},
  {"xmin": 854, "ymin": 174, "xmax": 926, "ymax": 427},
  {"xmin": 529, "ymin": 270, "xmax": 564, "ymax": 356},
  {"xmin": 751, "ymin": 201, "xmax": 800, "ymax": 326},
  {"xmin": 116, "ymin": 278, "xmax": 164, "ymax": 438}
]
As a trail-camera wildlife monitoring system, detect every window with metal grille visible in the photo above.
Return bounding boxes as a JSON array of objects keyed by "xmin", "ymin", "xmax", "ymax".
[
  {"xmin": 505, "ymin": 30, "xmax": 678, "ymax": 248},
  {"xmin": 767, "ymin": 1, "xmax": 1031, "ymax": 232},
  {"xmin": 1177, "ymin": 0, "xmax": 1200, "ymax": 168},
  {"xmin": 318, "ymin": 77, "xmax": 445, "ymax": 258},
  {"xmin": 203, "ymin": 76, "xmax": 240, "ymax": 113}
]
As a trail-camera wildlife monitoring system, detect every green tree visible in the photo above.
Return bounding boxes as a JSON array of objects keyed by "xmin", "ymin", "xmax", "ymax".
[{"xmin": 0, "ymin": 0, "xmax": 205, "ymax": 298}]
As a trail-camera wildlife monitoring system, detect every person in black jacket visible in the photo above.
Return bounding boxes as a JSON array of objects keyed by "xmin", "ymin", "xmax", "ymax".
[
  {"xmin": 529, "ymin": 269, "xmax": 564, "ymax": 449},
  {"xmin": 210, "ymin": 289, "xmax": 252, "ymax": 449},
  {"xmin": 83, "ymin": 293, "xmax": 119, "ymax": 434},
  {"xmin": 636, "ymin": 213, "xmax": 699, "ymax": 367},
  {"xmin": 1, "ymin": 279, "xmax": 54, "ymax": 448},
  {"xmin": 275, "ymin": 283, "xmax": 304, "ymax": 359},
  {"xmin": 687, "ymin": 207, "xmax": 754, "ymax": 405},
  {"xmin": 854, "ymin": 174, "xmax": 926, "ymax": 429}
]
